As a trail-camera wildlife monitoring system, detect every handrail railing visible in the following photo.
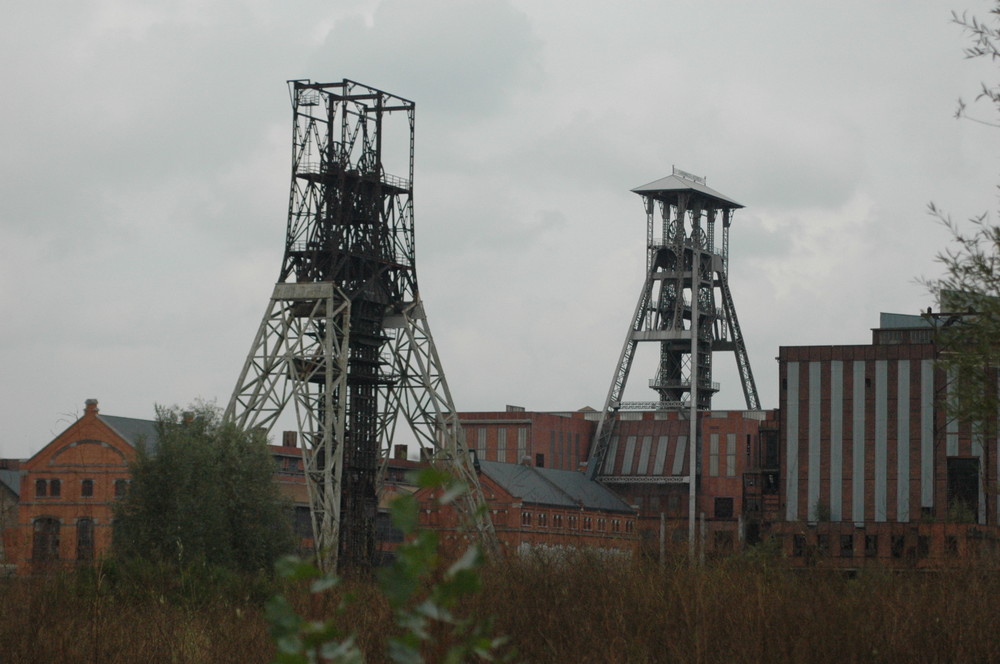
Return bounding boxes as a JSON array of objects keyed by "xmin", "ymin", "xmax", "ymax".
[{"xmin": 296, "ymin": 161, "xmax": 411, "ymax": 191}]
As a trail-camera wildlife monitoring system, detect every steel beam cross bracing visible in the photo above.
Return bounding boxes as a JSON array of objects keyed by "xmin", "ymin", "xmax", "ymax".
[
  {"xmin": 586, "ymin": 167, "xmax": 760, "ymax": 481},
  {"xmin": 226, "ymin": 79, "xmax": 496, "ymax": 572}
]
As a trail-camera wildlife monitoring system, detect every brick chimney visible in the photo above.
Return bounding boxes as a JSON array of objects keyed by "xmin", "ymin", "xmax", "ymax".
[
  {"xmin": 393, "ymin": 444, "xmax": 407, "ymax": 460},
  {"xmin": 84, "ymin": 398, "xmax": 99, "ymax": 416}
]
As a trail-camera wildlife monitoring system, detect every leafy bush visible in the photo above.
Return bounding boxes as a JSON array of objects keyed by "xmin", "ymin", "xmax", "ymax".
[
  {"xmin": 266, "ymin": 468, "xmax": 513, "ymax": 664},
  {"xmin": 113, "ymin": 403, "xmax": 295, "ymax": 575}
]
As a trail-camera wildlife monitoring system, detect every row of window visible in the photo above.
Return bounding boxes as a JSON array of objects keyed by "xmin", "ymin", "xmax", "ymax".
[
  {"xmin": 32, "ymin": 517, "xmax": 94, "ymax": 562},
  {"xmin": 629, "ymin": 495, "xmax": 737, "ymax": 520},
  {"xmin": 35, "ymin": 478, "xmax": 128, "ymax": 499},
  {"xmin": 519, "ymin": 512, "xmax": 634, "ymax": 533},
  {"xmin": 791, "ymin": 532, "xmax": 950, "ymax": 559}
]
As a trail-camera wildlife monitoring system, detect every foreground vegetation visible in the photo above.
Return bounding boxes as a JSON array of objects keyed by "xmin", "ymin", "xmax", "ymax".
[{"xmin": 6, "ymin": 551, "xmax": 1000, "ymax": 663}]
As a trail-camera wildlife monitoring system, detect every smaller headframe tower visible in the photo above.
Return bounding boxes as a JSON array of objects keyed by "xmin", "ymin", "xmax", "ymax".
[
  {"xmin": 587, "ymin": 167, "xmax": 759, "ymax": 481},
  {"xmin": 226, "ymin": 80, "xmax": 494, "ymax": 573}
]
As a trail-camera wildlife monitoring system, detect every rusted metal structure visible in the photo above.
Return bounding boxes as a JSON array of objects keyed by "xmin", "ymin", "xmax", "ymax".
[
  {"xmin": 587, "ymin": 168, "xmax": 759, "ymax": 549},
  {"xmin": 226, "ymin": 79, "xmax": 494, "ymax": 572}
]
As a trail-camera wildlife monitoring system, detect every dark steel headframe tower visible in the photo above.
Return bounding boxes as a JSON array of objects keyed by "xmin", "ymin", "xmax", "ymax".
[
  {"xmin": 226, "ymin": 79, "xmax": 494, "ymax": 572},
  {"xmin": 587, "ymin": 167, "xmax": 760, "ymax": 481}
]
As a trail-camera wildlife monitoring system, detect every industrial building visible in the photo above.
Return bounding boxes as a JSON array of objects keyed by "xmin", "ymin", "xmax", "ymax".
[
  {"xmin": 449, "ymin": 408, "xmax": 766, "ymax": 558},
  {"xmin": 0, "ymin": 401, "xmax": 639, "ymax": 572},
  {"xmin": 3, "ymin": 79, "xmax": 995, "ymax": 571},
  {"xmin": 418, "ymin": 459, "xmax": 637, "ymax": 556},
  {"xmin": 757, "ymin": 312, "xmax": 1000, "ymax": 566},
  {"xmin": 2, "ymin": 400, "xmax": 317, "ymax": 573}
]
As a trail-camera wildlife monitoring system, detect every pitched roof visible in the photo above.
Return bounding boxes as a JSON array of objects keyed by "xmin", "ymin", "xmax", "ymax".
[
  {"xmin": 98, "ymin": 415, "xmax": 160, "ymax": 454},
  {"xmin": 479, "ymin": 460, "xmax": 634, "ymax": 514},
  {"xmin": 0, "ymin": 469, "xmax": 20, "ymax": 497},
  {"xmin": 632, "ymin": 173, "xmax": 743, "ymax": 209}
]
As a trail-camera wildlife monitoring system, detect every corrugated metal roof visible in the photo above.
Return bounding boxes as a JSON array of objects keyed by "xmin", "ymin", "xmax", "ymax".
[
  {"xmin": 632, "ymin": 174, "xmax": 743, "ymax": 209},
  {"xmin": 878, "ymin": 312, "xmax": 934, "ymax": 329},
  {"xmin": 0, "ymin": 469, "xmax": 20, "ymax": 497},
  {"xmin": 99, "ymin": 415, "xmax": 160, "ymax": 453},
  {"xmin": 479, "ymin": 460, "xmax": 634, "ymax": 514}
]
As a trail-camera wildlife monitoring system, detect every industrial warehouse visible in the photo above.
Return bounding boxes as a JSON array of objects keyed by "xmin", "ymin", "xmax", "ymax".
[{"xmin": 2, "ymin": 79, "xmax": 997, "ymax": 573}]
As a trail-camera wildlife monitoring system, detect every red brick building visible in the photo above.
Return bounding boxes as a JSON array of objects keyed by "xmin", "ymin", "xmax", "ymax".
[
  {"xmin": 11, "ymin": 399, "xmax": 151, "ymax": 573},
  {"xmin": 458, "ymin": 408, "xmax": 596, "ymax": 470},
  {"xmin": 418, "ymin": 459, "xmax": 638, "ymax": 556},
  {"xmin": 6, "ymin": 399, "xmax": 317, "ymax": 573},
  {"xmin": 600, "ymin": 409, "xmax": 767, "ymax": 556},
  {"xmin": 455, "ymin": 407, "xmax": 770, "ymax": 557},
  {"xmin": 757, "ymin": 312, "xmax": 1000, "ymax": 567}
]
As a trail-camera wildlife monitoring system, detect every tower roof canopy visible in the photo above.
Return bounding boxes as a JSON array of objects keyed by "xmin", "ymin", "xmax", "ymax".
[{"xmin": 632, "ymin": 170, "xmax": 743, "ymax": 209}]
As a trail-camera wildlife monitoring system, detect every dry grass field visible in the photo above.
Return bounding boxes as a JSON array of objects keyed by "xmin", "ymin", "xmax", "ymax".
[{"xmin": 4, "ymin": 550, "xmax": 1000, "ymax": 663}]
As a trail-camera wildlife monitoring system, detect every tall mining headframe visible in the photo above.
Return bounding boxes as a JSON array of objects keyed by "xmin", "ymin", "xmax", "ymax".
[
  {"xmin": 586, "ymin": 167, "xmax": 760, "ymax": 548},
  {"xmin": 225, "ymin": 79, "xmax": 495, "ymax": 572}
]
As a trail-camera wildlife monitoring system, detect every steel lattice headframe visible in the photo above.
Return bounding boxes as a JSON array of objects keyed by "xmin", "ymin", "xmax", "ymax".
[{"xmin": 226, "ymin": 80, "xmax": 496, "ymax": 572}]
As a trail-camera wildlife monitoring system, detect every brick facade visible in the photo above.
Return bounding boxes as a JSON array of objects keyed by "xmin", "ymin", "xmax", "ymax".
[
  {"xmin": 417, "ymin": 460, "xmax": 638, "ymax": 556},
  {"xmin": 758, "ymin": 313, "xmax": 1000, "ymax": 567},
  {"xmin": 12, "ymin": 399, "xmax": 137, "ymax": 573}
]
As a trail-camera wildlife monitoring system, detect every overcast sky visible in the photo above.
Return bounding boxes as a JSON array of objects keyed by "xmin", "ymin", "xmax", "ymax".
[{"xmin": 2, "ymin": 1, "xmax": 998, "ymax": 458}]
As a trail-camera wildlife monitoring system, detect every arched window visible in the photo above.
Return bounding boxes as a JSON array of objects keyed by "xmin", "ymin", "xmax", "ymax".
[
  {"xmin": 49, "ymin": 479, "xmax": 61, "ymax": 497},
  {"xmin": 35, "ymin": 479, "xmax": 47, "ymax": 498},
  {"xmin": 81, "ymin": 479, "xmax": 94, "ymax": 497},
  {"xmin": 32, "ymin": 517, "xmax": 60, "ymax": 562},
  {"xmin": 76, "ymin": 519, "xmax": 94, "ymax": 562}
]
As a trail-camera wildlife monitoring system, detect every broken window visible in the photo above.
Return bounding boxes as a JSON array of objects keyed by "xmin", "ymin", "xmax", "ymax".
[
  {"xmin": 865, "ymin": 534, "xmax": 879, "ymax": 557},
  {"xmin": 817, "ymin": 534, "xmax": 830, "ymax": 556},
  {"xmin": 76, "ymin": 518, "xmax": 94, "ymax": 562},
  {"xmin": 947, "ymin": 457, "xmax": 980, "ymax": 522},
  {"xmin": 32, "ymin": 517, "xmax": 60, "ymax": 562},
  {"xmin": 714, "ymin": 497, "xmax": 734, "ymax": 519},
  {"xmin": 891, "ymin": 535, "xmax": 905, "ymax": 558},
  {"xmin": 840, "ymin": 534, "xmax": 854, "ymax": 558},
  {"xmin": 375, "ymin": 511, "xmax": 403, "ymax": 544},
  {"xmin": 761, "ymin": 429, "xmax": 780, "ymax": 469},
  {"xmin": 945, "ymin": 535, "xmax": 959, "ymax": 556},
  {"xmin": 792, "ymin": 534, "xmax": 806, "ymax": 557}
]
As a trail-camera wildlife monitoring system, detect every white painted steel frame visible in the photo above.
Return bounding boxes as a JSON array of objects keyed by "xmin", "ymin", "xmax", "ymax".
[{"xmin": 225, "ymin": 282, "xmax": 350, "ymax": 571}]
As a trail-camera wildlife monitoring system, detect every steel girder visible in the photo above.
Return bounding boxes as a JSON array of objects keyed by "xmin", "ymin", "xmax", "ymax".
[
  {"xmin": 225, "ymin": 282, "xmax": 350, "ymax": 571},
  {"xmin": 378, "ymin": 302, "xmax": 498, "ymax": 554}
]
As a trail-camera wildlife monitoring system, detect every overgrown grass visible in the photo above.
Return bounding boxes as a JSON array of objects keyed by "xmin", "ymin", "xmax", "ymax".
[{"xmin": 5, "ymin": 551, "xmax": 1000, "ymax": 663}]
